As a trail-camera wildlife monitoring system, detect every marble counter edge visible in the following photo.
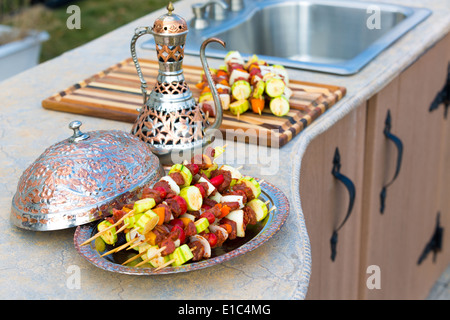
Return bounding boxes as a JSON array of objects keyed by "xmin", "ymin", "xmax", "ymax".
[{"xmin": 0, "ymin": 0, "xmax": 449, "ymax": 300}]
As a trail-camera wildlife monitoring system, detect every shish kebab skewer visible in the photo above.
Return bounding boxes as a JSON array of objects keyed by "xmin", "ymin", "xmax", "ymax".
[
  {"xmin": 107, "ymin": 164, "xmax": 268, "ymax": 266},
  {"xmin": 132, "ymin": 176, "xmax": 274, "ymax": 268},
  {"xmin": 80, "ymin": 210, "xmax": 134, "ymax": 246},
  {"xmin": 121, "ymin": 164, "xmax": 270, "ymax": 266},
  {"xmin": 80, "ymin": 145, "xmax": 227, "ymax": 247},
  {"xmin": 85, "ymin": 146, "xmax": 274, "ymax": 269}
]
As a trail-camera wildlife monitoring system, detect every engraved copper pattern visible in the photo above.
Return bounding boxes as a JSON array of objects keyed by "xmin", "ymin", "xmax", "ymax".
[
  {"xmin": 132, "ymin": 106, "xmax": 209, "ymax": 147},
  {"xmin": 153, "ymin": 80, "xmax": 189, "ymax": 95},
  {"xmin": 156, "ymin": 44, "xmax": 185, "ymax": 62},
  {"xmin": 11, "ymin": 130, "xmax": 163, "ymax": 230},
  {"xmin": 152, "ymin": 18, "xmax": 187, "ymax": 35}
]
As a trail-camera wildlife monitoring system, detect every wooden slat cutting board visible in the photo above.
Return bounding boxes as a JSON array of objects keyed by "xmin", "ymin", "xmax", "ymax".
[{"xmin": 42, "ymin": 58, "xmax": 346, "ymax": 147}]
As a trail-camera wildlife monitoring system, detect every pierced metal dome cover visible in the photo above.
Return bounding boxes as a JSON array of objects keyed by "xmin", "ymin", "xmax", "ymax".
[
  {"xmin": 11, "ymin": 121, "xmax": 164, "ymax": 231},
  {"xmin": 152, "ymin": 2, "xmax": 188, "ymax": 34}
]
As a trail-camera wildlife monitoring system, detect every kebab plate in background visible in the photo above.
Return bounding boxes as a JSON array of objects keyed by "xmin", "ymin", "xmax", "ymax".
[{"xmin": 196, "ymin": 51, "xmax": 292, "ymax": 119}]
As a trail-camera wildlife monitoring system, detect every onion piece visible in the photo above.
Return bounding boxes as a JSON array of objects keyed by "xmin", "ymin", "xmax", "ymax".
[
  {"xmin": 160, "ymin": 176, "xmax": 181, "ymax": 195},
  {"xmin": 189, "ymin": 235, "xmax": 211, "ymax": 259},
  {"xmin": 220, "ymin": 195, "xmax": 244, "ymax": 209},
  {"xmin": 209, "ymin": 224, "xmax": 229, "ymax": 242},
  {"xmin": 198, "ymin": 177, "xmax": 216, "ymax": 196},
  {"xmin": 226, "ymin": 210, "xmax": 245, "ymax": 237}
]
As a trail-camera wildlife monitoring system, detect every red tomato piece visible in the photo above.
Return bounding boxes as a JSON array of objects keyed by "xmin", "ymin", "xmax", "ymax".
[
  {"xmin": 195, "ymin": 184, "xmax": 206, "ymax": 199},
  {"xmin": 200, "ymin": 211, "xmax": 216, "ymax": 225},
  {"xmin": 171, "ymin": 225, "xmax": 186, "ymax": 244}
]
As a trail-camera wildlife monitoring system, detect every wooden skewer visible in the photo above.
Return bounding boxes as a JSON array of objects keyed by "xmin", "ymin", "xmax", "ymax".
[
  {"xmin": 80, "ymin": 210, "xmax": 135, "ymax": 246},
  {"xmin": 80, "ymin": 223, "xmax": 117, "ymax": 247},
  {"xmin": 236, "ymin": 165, "xmax": 244, "ymax": 170},
  {"xmin": 154, "ymin": 258, "xmax": 176, "ymax": 272},
  {"xmin": 123, "ymin": 245, "xmax": 197, "ymax": 267},
  {"xmin": 100, "ymin": 237, "xmax": 140, "ymax": 257},
  {"xmin": 121, "ymin": 251, "xmax": 148, "ymax": 266},
  {"xmin": 100, "ymin": 237, "xmax": 139, "ymax": 257},
  {"xmin": 259, "ymin": 179, "xmax": 265, "ymax": 184},
  {"xmin": 264, "ymin": 200, "xmax": 270, "ymax": 205},
  {"xmin": 154, "ymin": 247, "xmax": 196, "ymax": 272},
  {"xmin": 213, "ymin": 144, "xmax": 228, "ymax": 159},
  {"xmin": 110, "ymin": 209, "xmax": 135, "ymax": 227},
  {"xmin": 134, "ymin": 246, "xmax": 167, "ymax": 268},
  {"xmin": 268, "ymin": 206, "xmax": 277, "ymax": 213},
  {"xmin": 115, "ymin": 222, "xmax": 130, "ymax": 234},
  {"xmin": 127, "ymin": 240, "xmax": 145, "ymax": 251},
  {"xmin": 128, "ymin": 227, "xmax": 140, "ymax": 235}
]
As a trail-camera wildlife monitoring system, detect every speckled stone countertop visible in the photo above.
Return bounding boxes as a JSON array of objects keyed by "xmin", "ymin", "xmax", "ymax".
[{"xmin": 0, "ymin": 0, "xmax": 448, "ymax": 300}]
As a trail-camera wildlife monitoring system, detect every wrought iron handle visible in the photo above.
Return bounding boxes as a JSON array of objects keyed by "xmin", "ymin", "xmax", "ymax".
[
  {"xmin": 429, "ymin": 62, "xmax": 450, "ymax": 118},
  {"xmin": 330, "ymin": 147, "xmax": 356, "ymax": 262},
  {"xmin": 417, "ymin": 212, "xmax": 444, "ymax": 265},
  {"xmin": 130, "ymin": 26, "xmax": 153, "ymax": 105},
  {"xmin": 380, "ymin": 110, "xmax": 403, "ymax": 214}
]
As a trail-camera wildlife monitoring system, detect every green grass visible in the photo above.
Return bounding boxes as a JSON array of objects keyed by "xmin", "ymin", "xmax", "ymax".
[{"xmin": 32, "ymin": 0, "xmax": 168, "ymax": 62}]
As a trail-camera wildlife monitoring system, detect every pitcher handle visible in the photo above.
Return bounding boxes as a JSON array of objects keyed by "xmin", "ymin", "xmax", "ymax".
[
  {"xmin": 200, "ymin": 38, "xmax": 226, "ymax": 132},
  {"xmin": 130, "ymin": 26, "xmax": 153, "ymax": 105}
]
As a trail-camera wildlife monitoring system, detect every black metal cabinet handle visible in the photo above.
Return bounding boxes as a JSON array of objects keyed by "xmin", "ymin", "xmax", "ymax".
[
  {"xmin": 417, "ymin": 212, "xmax": 444, "ymax": 265},
  {"xmin": 429, "ymin": 62, "xmax": 450, "ymax": 118},
  {"xmin": 380, "ymin": 110, "xmax": 403, "ymax": 214},
  {"xmin": 330, "ymin": 147, "xmax": 356, "ymax": 261}
]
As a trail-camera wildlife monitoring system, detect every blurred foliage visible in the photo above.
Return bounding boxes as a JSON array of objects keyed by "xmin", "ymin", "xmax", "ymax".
[
  {"xmin": 0, "ymin": 0, "xmax": 33, "ymax": 44},
  {"xmin": 1, "ymin": 0, "xmax": 169, "ymax": 61}
]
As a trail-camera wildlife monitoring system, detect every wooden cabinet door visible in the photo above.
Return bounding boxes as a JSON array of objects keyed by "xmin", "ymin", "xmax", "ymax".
[
  {"xmin": 300, "ymin": 105, "xmax": 366, "ymax": 300},
  {"xmin": 361, "ymin": 33, "xmax": 450, "ymax": 300},
  {"xmin": 436, "ymin": 114, "xmax": 450, "ymax": 286},
  {"xmin": 434, "ymin": 33, "xmax": 450, "ymax": 286}
]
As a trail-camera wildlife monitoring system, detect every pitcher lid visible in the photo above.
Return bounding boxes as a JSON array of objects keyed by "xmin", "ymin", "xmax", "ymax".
[{"xmin": 152, "ymin": 2, "xmax": 188, "ymax": 35}]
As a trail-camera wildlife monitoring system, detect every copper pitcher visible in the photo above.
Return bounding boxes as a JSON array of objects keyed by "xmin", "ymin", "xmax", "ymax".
[{"xmin": 130, "ymin": 2, "xmax": 225, "ymax": 165}]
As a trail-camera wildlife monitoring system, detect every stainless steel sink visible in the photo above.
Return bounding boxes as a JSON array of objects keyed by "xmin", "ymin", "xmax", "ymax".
[{"xmin": 142, "ymin": 0, "xmax": 430, "ymax": 75}]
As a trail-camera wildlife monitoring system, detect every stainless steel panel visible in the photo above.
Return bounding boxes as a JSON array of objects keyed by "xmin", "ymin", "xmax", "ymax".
[{"xmin": 142, "ymin": 0, "xmax": 430, "ymax": 74}]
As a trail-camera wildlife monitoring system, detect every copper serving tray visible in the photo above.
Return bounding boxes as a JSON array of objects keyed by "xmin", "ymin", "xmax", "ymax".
[{"xmin": 73, "ymin": 178, "xmax": 289, "ymax": 275}]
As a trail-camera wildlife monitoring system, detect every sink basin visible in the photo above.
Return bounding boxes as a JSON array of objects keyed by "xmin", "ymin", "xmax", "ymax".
[{"xmin": 142, "ymin": 0, "xmax": 430, "ymax": 75}]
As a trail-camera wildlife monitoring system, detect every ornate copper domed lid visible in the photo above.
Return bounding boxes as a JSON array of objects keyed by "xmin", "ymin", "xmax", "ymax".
[
  {"xmin": 152, "ymin": 2, "xmax": 188, "ymax": 35},
  {"xmin": 11, "ymin": 121, "xmax": 164, "ymax": 231}
]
